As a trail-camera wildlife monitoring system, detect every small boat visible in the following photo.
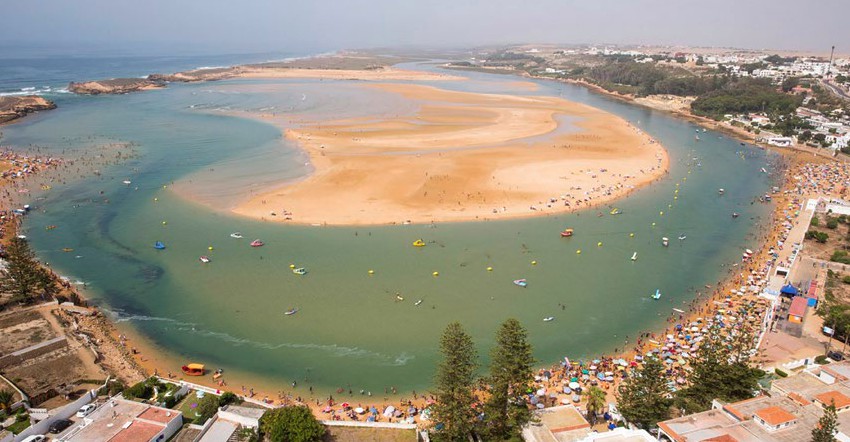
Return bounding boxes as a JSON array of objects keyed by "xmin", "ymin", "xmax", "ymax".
[
  {"xmin": 284, "ymin": 308, "xmax": 298, "ymax": 315},
  {"xmin": 560, "ymin": 228, "xmax": 574, "ymax": 237},
  {"xmin": 543, "ymin": 317, "xmax": 555, "ymax": 322},
  {"xmin": 292, "ymin": 267, "xmax": 307, "ymax": 275},
  {"xmin": 718, "ymin": 189, "xmax": 725, "ymax": 195},
  {"xmin": 672, "ymin": 308, "xmax": 685, "ymax": 313},
  {"xmin": 182, "ymin": 363, "xmax": 205, "ymax": 376},
  {"xmin": 154, "ymin": 241, "xmax": 166, "ymax": 250},
  {"xmin": 396, "ymin": 294, "xmax": 404, "ymax": 301},
  {"xmin": 695, "ymin": 135, "xmax": 700, "ymax": 141},
  {"xmin": 414, "ymin": 299, "xmax": 423, "ymax": 306},
  {"xmin": 678, "ymin": 234, "xmax": 687, "ymax": 240},
  {"xmin": 199, "ymin": 255, "xmax": 211, "ymax": 263},
  {"xmin": 230, "ymin": 232, "xmax": 243, "ymax": 239},
  {"xmin": 652, "ymin": 289, "xmax": 662, "ymax": 300},
  {"xmin": 122, "ymin": 180, "xmax": 132, "ymax": 185},
  {"xmin": 732, "ymin": 212, "xmax": 740, "ymax": 219},
  {"xmin": 610, "ymin": 208, "xmax": 622, "ymax": 215},
  {"xmin": 631, "ymin": 252, "xmax": 637, "ymax": 261},
  {"xmin": 250, "ymin": 239, "xmax": 264, "ymax": 247},
  {"xmin": 45, "ymin": 225, "xmax": 57, "ymax": 230},
  {"xmin": 513, "ymin": 279, "xmax": 528, "ymax": 288},
  {"xmin": 761, "ymin": 168, "xmax": 768, "ymax": 174},
  {"xmin": 62, "ymin": 248, "xmax": 74, "ymax": 253},
  {"xmin": 412, "ymin": 239, "xmax": 426, "ymax": 247},
  {"xmin": 662, "ymin": 237, "xmax": 669, "ymax": 247}
]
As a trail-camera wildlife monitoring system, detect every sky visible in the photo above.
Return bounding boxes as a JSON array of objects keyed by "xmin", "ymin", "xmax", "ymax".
[{"xmin": 2, "ymin": 0, "xmax": 848, "ymax": 56}]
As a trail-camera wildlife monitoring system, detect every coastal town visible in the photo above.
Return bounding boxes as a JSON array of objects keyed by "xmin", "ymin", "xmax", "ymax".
[{"xmin": 0, "ymin": 8, "xmax": 849, "ymax": 441}]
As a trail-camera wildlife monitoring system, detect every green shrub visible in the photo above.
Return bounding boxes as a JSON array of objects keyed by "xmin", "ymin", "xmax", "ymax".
[
  {"xmin": 828, "ymin": 218, "xmax": 839, "ymax": 229},
  {"xmin": 832, "ymin": 250, "xmax": 850, "ymax": 265},
  {"xmin": 811, "ymin": 217, "xmax": 820, "ymax": 227},
  {"xmin": 774, "ymin": 368, "xmax": 788, "ymax": 377},
  {"xmin": 124, "ymin": 381, "xmax": 153, "ymax": 400},
  {"xmin": 843, "ymin": 276, "xmax": 850, "ymax": 285},
  {"xmin": 806, "ymin": 230, "xmax": 829, "ymax": 243},
  {"xmin": 219, "ymin": 391, "xmax": 241, "ymax": 407},
  {"xmin": 816, "ymin": 355, "xmax": 829, "ymax": 364}
]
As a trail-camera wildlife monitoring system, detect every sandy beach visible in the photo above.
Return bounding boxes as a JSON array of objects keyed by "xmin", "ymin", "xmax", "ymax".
[
  {"xmin": 231, "ymin": 82, "xmax": 668, "ymax": 225},
  {"xmin": 236, "ymin": 66, "xmax": 465, "ymax": 82}
]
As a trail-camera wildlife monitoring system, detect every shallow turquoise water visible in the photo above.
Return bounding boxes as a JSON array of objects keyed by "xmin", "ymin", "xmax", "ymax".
[{"xmin": 3, "ymin": 63, "xmax": 777, "ymax": 395}]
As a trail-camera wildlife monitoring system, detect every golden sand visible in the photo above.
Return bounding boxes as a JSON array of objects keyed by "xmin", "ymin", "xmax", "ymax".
[{"xmin": 232, "ymin": 83, "xmax": 668, "ymax": 225}]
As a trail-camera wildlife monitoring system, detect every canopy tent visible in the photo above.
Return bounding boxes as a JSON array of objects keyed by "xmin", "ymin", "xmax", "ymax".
[{"xmin": 780, "ymin": 284, "xmax": 799, "ymax": 296}]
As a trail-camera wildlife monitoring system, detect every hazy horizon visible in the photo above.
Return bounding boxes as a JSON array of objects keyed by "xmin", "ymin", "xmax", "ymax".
[{"xmin": 1, "ymin": 0, "xmax": 848, "ymax": 57}]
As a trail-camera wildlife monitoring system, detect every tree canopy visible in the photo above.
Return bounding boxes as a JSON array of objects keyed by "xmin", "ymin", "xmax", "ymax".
[
  {"xmin": 482, "ymin": 318, "xmax": 535, "ymax": 440},
  {"xmin": 616, "ymin": 355, "xmax": 672, "ymax": 429},
  {"xmin": 259, "ymin": 405, "xmax": 326, "ymax": 442},
  {"xmin": 432, "ymin": 322, "xmax": 479, "ymax": 442}
]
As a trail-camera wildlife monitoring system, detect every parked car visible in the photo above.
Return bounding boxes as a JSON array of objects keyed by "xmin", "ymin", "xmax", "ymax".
[
  {"xmin": 828, "ymin": 351, "xmax": 845, "ymax": 361},
  {"xmin": 49, "ymin": 418, "xmax": 74, "ymax": 434},
  {"xmin": 76, "ymin": 403, "xmax": 96, "ymax": 418},
  {"xmin": 21, "ymin": 436, "xmax": 46, "ymax": 442}
]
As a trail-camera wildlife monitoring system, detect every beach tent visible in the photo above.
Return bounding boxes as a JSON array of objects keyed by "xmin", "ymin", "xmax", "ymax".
[{"xmin": 780, "ymin": 284, "xmax": 799, "ymax": 297}]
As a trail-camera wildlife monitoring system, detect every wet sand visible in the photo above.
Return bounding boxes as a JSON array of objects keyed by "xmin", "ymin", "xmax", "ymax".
[{"xmin": 232, "ymin": 83, "xmax": 668, "ymax": 225}]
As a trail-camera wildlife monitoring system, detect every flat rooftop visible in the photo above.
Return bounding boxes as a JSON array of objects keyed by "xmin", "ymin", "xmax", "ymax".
[{"xmin": 64, "ymin": 397, "xmax": 181, "ymax": 442}]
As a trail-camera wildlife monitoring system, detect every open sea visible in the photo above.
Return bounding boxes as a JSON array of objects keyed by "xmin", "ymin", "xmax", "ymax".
[{"xmin": 0, "ymin": 53, "xmax": 778, "ymax": 396}]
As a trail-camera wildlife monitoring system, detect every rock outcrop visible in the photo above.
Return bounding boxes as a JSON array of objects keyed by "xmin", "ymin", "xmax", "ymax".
[
  {"xmin": 0, "ymin": 95, "xmax": 57, "ymax": 125},
  {"xmin": 68, "ymin": 78, "xmax": 165, "ymax": 95},
  {"xmin": 148, "ymin": 66, "xmax": 239, "ymax": 83}
]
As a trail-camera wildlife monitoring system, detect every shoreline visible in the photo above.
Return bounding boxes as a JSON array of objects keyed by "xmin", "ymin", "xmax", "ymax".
[
  {"xmin": 1, "ymin": 56, "xmax": 835, "ymax": 428},
  {"xmin": 224, "ymin": 81, "xmax": 668, "ymax": 226}
]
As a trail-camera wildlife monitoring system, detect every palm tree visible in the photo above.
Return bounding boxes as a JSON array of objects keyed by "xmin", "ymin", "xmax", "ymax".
[
  {"xmin": 585, "ymin": 386, "xmax": 607, "ymax": 426},
  {"xmin": 0, "ymin": 389, "xmax": 14, "ymax": 413}
]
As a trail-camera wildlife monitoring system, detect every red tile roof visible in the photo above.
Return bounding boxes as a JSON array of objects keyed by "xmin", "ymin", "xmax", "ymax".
[
  {"xmin": 815, "ymin": 391, "xmax": 850, "ymax": 409},
  {"xmin": 704, "ymin": 435, "xmax": 739, "ymax": 442},
  {"xmin": 754, "ymin": 406, "xmax": 796, "ymax": 426},
  {"xmin": 788, "ymin": 392, "xmax": 812, "ymax": 406},
  {"xmin": 137, "ymin": 407, "xmax": 179, "ymax": 424},
  {"xmin": 789, "ymin": 296, "xmax": 808, "ymax": 317},
  {"xmin": 108, "ymin": 420, "xmax": 161, "ymax": 442}
]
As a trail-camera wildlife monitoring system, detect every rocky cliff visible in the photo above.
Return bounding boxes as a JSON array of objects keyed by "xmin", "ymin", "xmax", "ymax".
[
  {"xmin": 68, "ymin": 78, "xmax": 165, "ymax": 95},
  {"xmin": 0, "ymin": 96, "xmax": 57, "ymax": 125}
]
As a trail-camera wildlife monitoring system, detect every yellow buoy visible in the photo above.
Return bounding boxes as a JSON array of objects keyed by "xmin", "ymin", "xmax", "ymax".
[
  {"xmin": 652, "ymin": 222, "xmax": 656, "ymax": 226},
  {"xmin": 290, "ymin": 264, "xmax": 296, "ymax": 269},
  {"xmin": 432, "ymin": 271, "xmax": 439, "ymax": 277},
  {"xmin": 208, "ymin": 246, "xmax": 213, "ymax": 251},
  {"xmin": 660, "ymin": 211, "xmax": 664, "ymax": 216},
  {"xmin": 597, "ymin": 242, "xmax": 603, "ymax": 247},
  {"xmin": 161, "ymin": 221, "xmax": 167, "ymax": 225},
  {"xmin": 668, "ymin": 204, "xmax": 672, "ymax": 208},
  {"xmin": 154, "ymin": 198, "xmax": 159, "ymax": 202},
  {"xmin": 629, "ymin": 233, "xmax": 635, "ymax": 237},
  {"xmin": 674, "ymin": 196, "xmax": 678, "ymax": 200},
  {"xmin": 531, "ymin": 260, "xmax": 537, "ymax": 265},
  {"xmin": 576, "ymin": 250, "xmax": 581, "ymax": 254},
  {"xmin": 675, "ymin": 183, "xmax": 679, "ymax": 187},
  {"xmin": 674, "ymin": 189, "xmax": 678, "ymax": 194},
  {"xmin": 368, "ymin": 269, "xmax": 375, "ymax": 275},
  {"xmin": 683, "ymin": 177, "xmax": 687, "ymax": 181},
  {"xmin": 487, "ymin": 266, "xmax": 493, "ymax": 272}
]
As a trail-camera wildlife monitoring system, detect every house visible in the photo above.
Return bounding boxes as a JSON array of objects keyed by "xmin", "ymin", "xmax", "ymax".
[
  {"xmin": 64, "ymin": 395, "xmax": 183, "ymax": 442},
  {"xmin": 767, "ymin": 137, "xmax": 793, "ymax": 147},
  {"xmin": 196, "ymin": 404, "xmax": 265, "ymax": 442},
  {"xmin": 788, "ymin": 296, "xmax": 807, "ymax": 323}
]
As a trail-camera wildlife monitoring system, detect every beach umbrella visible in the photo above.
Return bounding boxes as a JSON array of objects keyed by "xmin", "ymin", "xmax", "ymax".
[
  {"xmin": 569, "ymin": 382, "xmax": 580, "ymax": 389},
  {"xmin": 561, "ymin": 398, "xmax": 571, "ymax": 405},
  {"xmin": 536, "ymin": 403, "xmax": 545, "ymax": 409},
  {"xmin": 354, "ymin": 407, "xmax": 365, "ymax": 414},
  {"xmin": 322, "ymin": 406, "xmax": 332, "ymax": 413},
  {"xmin": 370, "ymin": 406, "xmax": 378, "ymax": 414},
  {"xmin": 341, "ymin": 402, "xmax": 350, "ymax": 409},
  {"xmin": 605, "ymin": 376, "xmax": 614, "ymax": 382},
  {"xmin": 406, "ymin": 416, "xmax": 415, "ymax": 424},
  {"xmin": 563, "ymin": 386, "xmax": 572, "ymax": 394},
  {"xmin": 367, "ymin": 415, "xmax": 376, "ymax": 422},
  {"xmin": 537, "ymin": 388, "xmax": 546, "ymax": 396},
  {"xmin": 383, "ymin": 406, "xmax": 395, "ymax": 417}
]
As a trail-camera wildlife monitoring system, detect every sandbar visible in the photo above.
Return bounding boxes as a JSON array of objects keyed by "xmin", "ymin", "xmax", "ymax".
[{"xmin": 230, "ymin": 82, "xmax": 668, "ymax": 225}]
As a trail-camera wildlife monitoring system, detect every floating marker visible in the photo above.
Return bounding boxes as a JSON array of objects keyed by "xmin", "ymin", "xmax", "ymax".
[
  {"xmin": 531, "ymin": 260, "xmax": 537, "ymax": 265},
  {"xmin": 208, "ymin": 246, "xmax": 213, "ymax": 251},
  {"xmin": 576, "ymin": 250, "xmax": 581, "ymax": 254},
  {"xmin": 154, "ymin": 198, "xmax": 158, "ymax": 201},
  {"xmin": 597, "ymin": 242, "xmax": 603, "ymax": 247},
  {"xmin": 290, "ymin": 264, "xmax": 296, "ymax": 269},
  {"xmin": 629, "ymin": 233, "xmax": 635, "ymax": 237},
  {"xmin": 487, "ymin": 266, "xmax": 493, "ymax": 272},
  {"xmin": 674, "ymin": 196, "xmax": 678, "ymax": 200},
  {"xmin": 660, "ymin": 211, "xmax": 664, "ymax": 216},
  {"xmin": 368, "ymin": 269, "xmax": 375, "ymax": 275},
  {"xmin": 652, "ymin": 222, "xmax": 656, "ymax": 226},
  {"xmin": 668, "ymin": 204, "xmax": 672, "ymax": 208},
  {"xmin": 161, "ymin": 221, "xmax": 167, "ymax": 225},
  {"xmin": 432, "ymin": 271, "xmax": 439, "ymax": 277}
]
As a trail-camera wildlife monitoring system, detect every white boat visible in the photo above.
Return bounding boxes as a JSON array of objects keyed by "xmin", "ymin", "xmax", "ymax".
[
  {"xmin": 761, "ymin": 167, "xmax": 768, "ymax": 173},
  {"xmin": 662, "ymin": 237, "xmax": 669, "ymax": 247},
  {"xmin": 678, "ymin": 234, "xmax": 687, "ymax": 240},
  {"xmin": 292, "ymin": 267, "xmax": 307, "ymax": 275},
  {"xmin": 199, "ymin": 256, "xmax": 211, "ymax": 263},
  {"xmin": 122, "ymin": 180, "xmax": 132, "ymax": 185},
  {"xmin": 631, "ymin": 252, "xmax": 637, "ymax": 261},
  {"xmin": 652, "ymin": 289, "xmax": 661, "ymax": 300},
  {"xmin": 718, "ymin": 188, "xmax": 725, "ymax": 195},
  {"xmin": 284, "ymin": 308, "xmax": 298, "ymax": 315},
  {"xmin": 672, "ymin": 308, "xmax": 685, "ymax": 313},
  {"xmin": 230, "ymin": 232, "xmax": 243, "ymax": 239},
  {"xmin": 414, "ymin": 299, "xmax": 423, "ymax": 306},
  {"xmin": 543, "ymin": 317, "xmax": 555, "ymax": 322}
]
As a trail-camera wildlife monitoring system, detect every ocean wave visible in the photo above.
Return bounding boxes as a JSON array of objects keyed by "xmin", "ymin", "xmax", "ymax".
[
  {"xmin": 193, "ymin": 65, "xmax": 230, "ymax": 71},
  {"xmin": 0, "ymin": 85, "xmax": 69, "ymax": 97}
]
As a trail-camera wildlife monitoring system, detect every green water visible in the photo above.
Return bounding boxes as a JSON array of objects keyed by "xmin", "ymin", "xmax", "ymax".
[{"xmin": 3, "ymin": 63, "xmax": 777, "ymax": 395}]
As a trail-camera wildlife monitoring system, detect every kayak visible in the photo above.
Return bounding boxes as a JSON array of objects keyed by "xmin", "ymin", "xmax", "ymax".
[{"xmin": 513, "ymin": 279, "xmax": 528, "ymax": 288}]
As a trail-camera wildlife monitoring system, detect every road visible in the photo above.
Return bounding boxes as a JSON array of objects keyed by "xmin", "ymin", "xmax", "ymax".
[{"xmin": 822, "ymin": 79, "xmax": 850, "ymax": 101}]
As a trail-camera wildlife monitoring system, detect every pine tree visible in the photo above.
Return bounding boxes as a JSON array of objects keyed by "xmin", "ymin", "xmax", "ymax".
[
  {"xmin": 0, "ymin": 237, "xmax": 48, "ymax": 304},
  {"xmin": 677, "ymin": 323, "xmax": 761, "ymax": 412},
  {"xmin": 812, "ymin": 402, "xmax": 839, "ymax": 442},
  {"xmin": 483, "ymin": 318, "xmax": 535, "ymax": 440},
  {"xmin": 432, "ymin": 322, "xmax": 479, "ymax": 442},
  {"xmin": 616, "ymin": 355, "xmax": 672, "ymax": 429}
]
